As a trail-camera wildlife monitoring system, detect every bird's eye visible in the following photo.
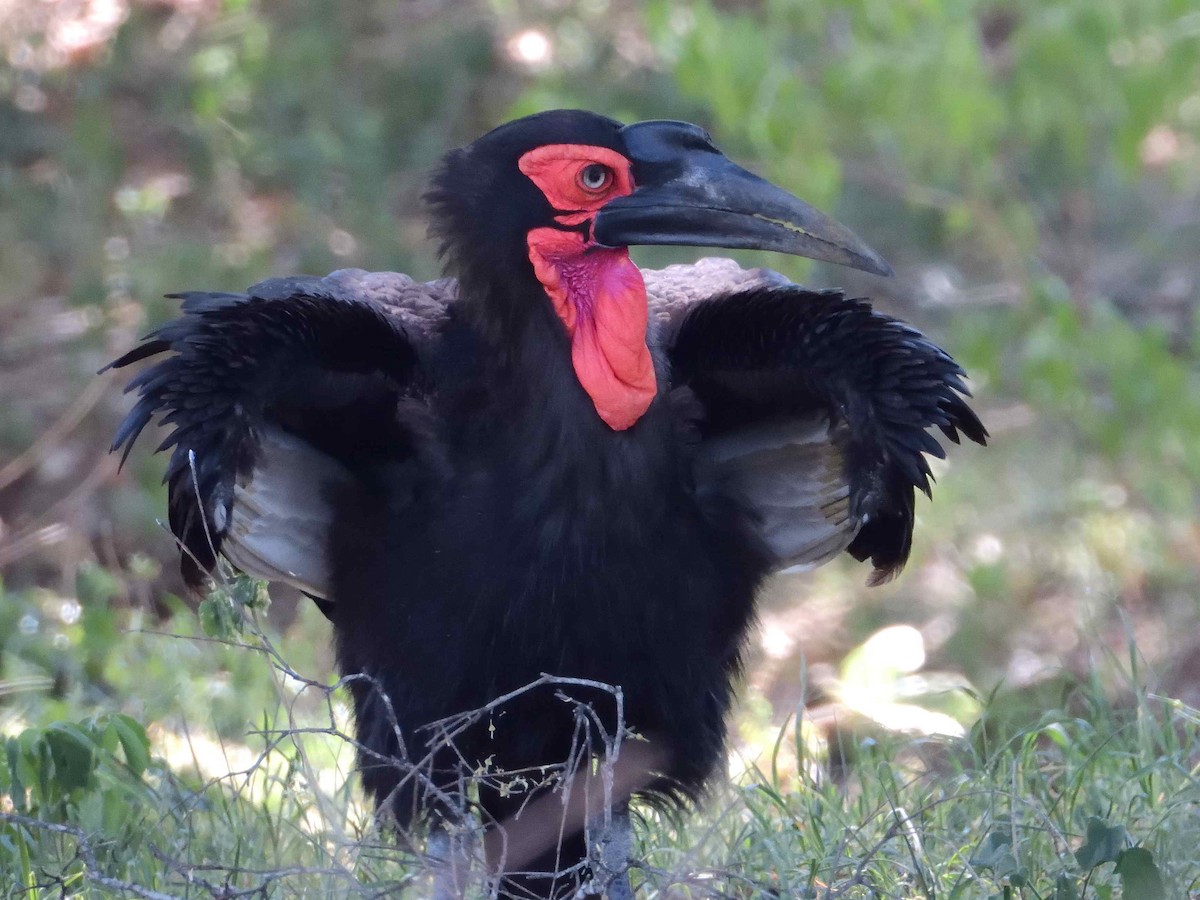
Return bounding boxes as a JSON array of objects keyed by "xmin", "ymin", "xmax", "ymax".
[{"xmin": 578, "ymin": 163, "xmax": 613, "ymax": 192}]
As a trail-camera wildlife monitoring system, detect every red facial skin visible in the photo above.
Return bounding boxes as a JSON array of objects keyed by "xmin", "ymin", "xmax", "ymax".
[{"xmin": 519, "ymin": 144, "xmax": 656, "ymax": 431}]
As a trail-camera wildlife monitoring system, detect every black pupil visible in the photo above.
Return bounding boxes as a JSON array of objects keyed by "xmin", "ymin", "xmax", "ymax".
[{"xmin": 582, "ymin": 165, "xmax": 608, "ymax": 188}]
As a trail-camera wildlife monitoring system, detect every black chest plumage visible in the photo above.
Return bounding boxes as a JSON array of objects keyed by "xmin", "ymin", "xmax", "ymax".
[{"xmin": 325, "ymin": 309, "xmax": 769, "ymax": 819}]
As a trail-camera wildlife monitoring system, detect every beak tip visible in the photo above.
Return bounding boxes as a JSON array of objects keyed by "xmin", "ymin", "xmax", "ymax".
[
  {"xmin": 845, "ymin": 241, "xmax": 894, "ymax": 277},
  {"xmin": 868, "ymin": 256, "xmax": 895, "ymax": 278}
]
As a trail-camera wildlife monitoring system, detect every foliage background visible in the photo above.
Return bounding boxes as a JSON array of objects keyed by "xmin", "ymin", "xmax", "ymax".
[{"xmin": 0, "ymin": 0, "xmax": 1198, "ymax": 895}]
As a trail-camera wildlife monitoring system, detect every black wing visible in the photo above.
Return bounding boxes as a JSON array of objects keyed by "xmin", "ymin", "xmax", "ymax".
[
  {"xmin": 107, "ymin": 268, "xmax": 451, "ymax": 594},
  {"xmin": 649, "ymin": 259, "xmax": 987, "ymax": 583}
]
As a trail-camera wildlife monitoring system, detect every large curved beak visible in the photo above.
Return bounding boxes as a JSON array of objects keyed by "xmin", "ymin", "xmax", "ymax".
[{"xmin": 593, "ymin": 120, "xmax": 893, "ymax": 277}]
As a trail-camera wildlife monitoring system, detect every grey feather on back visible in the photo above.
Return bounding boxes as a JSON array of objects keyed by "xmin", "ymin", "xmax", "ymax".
[
  {"xmin": 308, "ymin": 259, "xmax": 787, "ymax": 335},
  {"xmin": 317, "ymin": 268, "xmax": 457, "ymax": 337},
  {"xmin": 643, "ymin": 257, "xmax": 791, "ymax": 332}
]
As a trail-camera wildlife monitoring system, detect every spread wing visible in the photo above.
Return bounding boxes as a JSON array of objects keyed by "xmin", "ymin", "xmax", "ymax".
[
  {"xmin": 108, "ymin": 268, "xmax": 452, "ymax": 597},
  {"xmin": 111, "ymin": 259, "xmax": 982, "ymax": 597},
  {"xmin": 648, "ymin": 258, "xmax": 987, "ymax": 583}
]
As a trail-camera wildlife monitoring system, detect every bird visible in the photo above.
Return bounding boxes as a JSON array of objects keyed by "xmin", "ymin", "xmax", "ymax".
[{"xmin": 107, "ymin": 109, "xmax": 986, "ymax": 898}]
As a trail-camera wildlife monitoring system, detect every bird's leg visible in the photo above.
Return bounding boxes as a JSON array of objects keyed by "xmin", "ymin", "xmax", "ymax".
[
  {"xmin": 428, "ymin": 824, "xmax": 463, "ymax": 900},
  {"xmin": 591, "ymin": 801, "xmax": 634, "ymax": 900},
  {"xmin": 429, "ymin": 811, "xmax": 481, "ymax": 900},
  {"xmin": 428, "ymin": 826, "xmax": 454, "ymax": 900}
]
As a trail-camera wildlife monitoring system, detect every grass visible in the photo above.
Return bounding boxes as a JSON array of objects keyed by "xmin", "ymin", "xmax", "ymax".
[
  {"xmin": 2, "ymin": 576, "xmax": 1197, "ymax": 898},
  {"xmin": 676, "ymin": 693, "xmax": 1197, "ymax": 898}
]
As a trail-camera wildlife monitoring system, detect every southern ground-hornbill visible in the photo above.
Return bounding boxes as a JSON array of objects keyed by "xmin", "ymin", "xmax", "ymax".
[{"xmin": 109, "ymin": 110, "xmax": 986, "ymax": 897}]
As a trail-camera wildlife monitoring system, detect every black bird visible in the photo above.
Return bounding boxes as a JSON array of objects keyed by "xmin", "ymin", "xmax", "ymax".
[{"xmin": 109, "ymin": 110, "xmax": 986, "ymax": 897}]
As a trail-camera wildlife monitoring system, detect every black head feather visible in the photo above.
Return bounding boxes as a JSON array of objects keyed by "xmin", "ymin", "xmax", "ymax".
[{"xmin": 425, "ymin": 110, "xmax": 626, "ymax": 337}]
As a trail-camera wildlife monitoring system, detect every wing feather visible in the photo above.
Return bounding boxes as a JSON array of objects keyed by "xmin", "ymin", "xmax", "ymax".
[
  {"xmin": 655, "ymin": 262, "xmax": 986, "ymax": 581},
  {"xmin": 222, "ymin": 426, "xmax": 347, "ymax": 597},
  {"xmin": 696, "ymin": 413, "xmax": 861, "ymax": 571},
  {"xmin": 106, "ymin": 270, "xmax": 452, "ymax": 590}
]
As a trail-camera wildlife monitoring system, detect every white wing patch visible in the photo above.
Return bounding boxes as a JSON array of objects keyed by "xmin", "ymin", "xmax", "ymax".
[
  {"xmin": 223, "ymin": 426, "xmax": 340, "ymax": 599},
  {"xmin": 697, "ymin": 413, "xmax": 859, "ymax": 573}
]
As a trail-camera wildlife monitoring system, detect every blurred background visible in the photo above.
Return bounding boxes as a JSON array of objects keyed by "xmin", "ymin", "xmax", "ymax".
[{"xmin": 1, "ymin": 0, "xmax": 1199, "ymax": 754}]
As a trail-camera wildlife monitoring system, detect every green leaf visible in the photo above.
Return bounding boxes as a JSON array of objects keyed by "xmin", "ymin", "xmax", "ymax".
[
  {"xmin": 231, "ymin": 575, "xmax": 269, "ymax": 612},
  {"xmin": 44, "ymin": 723, "xmax": 98, "ymax": 792},
  {"xmin": 108, "ymin": 715, "xmax": 151, "ymax": 777},
  {"xmin": 1074, "ymin": 817, "xmax": 1128, "ymax": 870},
  {"xmin": 1114, "ymin": 848, "xmax": 1166, "ymax": 900},
  {"xmin": 5, "ymin": 737, "xmax": 25, "ymax": 812},
  {"xmin": 198, "ymin": 594, "xmax": 222, "ymax": 638},
  {"xmin": 198, "ymin": 593, "xmax": 236, "ymax": 639},
  {"xmin": 15, "ymin": 731, "xmax": 51, "ymax": 807},
  {"xmin": 971, "ymin": 831, "xmax": 1022, "ymax": 879}
]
